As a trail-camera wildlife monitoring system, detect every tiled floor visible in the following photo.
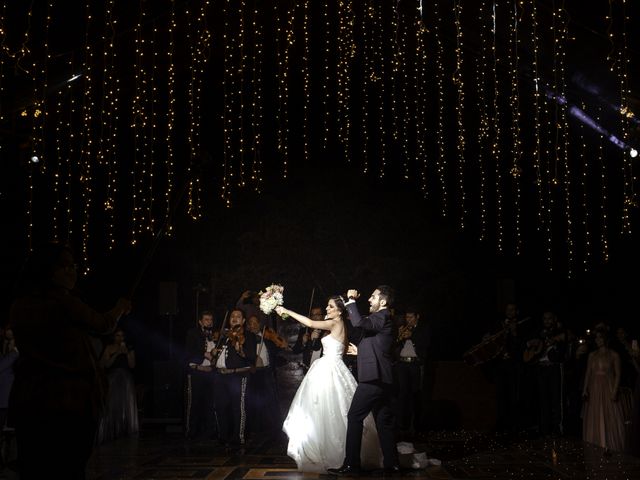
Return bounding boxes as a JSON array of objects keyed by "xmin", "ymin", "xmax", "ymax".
[{"xmin": 75, "ymin": 430, "xmax": 640, "ymax": 480}]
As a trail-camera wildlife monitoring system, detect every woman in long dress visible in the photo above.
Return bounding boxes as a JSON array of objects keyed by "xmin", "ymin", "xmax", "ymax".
[
  {"xmin": 97, "ymin": 328, "xmax": 139, "ymax": 443},
  {"xmin": 276, "ymin": 297, "xmax": 381, "ymax": 473},
  {"xmin": 582, "ymin": 328, "xmax": 626, "ymax": 453}
]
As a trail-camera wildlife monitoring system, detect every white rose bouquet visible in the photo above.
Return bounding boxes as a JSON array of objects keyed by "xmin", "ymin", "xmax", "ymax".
[{"xmin": 259, "ymin": 284, "xmax": 288, "ymax": 318}]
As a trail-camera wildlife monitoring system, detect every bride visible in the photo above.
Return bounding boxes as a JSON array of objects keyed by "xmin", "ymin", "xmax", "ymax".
[{"xmin": 276, "ymin": 297, "xmax": 382, "ymax": 473}]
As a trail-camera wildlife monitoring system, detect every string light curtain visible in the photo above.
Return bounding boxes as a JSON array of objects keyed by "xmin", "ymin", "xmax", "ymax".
[{"xmin": 0, "ymin": 0, "xmax": 636, "ymax": 274}]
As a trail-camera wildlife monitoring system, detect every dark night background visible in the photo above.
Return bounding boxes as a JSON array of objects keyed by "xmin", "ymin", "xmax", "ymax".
[{"xmin": 1, "ymin": 0, "xmax": 639, "ymax": 407}]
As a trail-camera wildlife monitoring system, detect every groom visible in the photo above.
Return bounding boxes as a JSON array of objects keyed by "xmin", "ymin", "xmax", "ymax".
[{"xmin": 329, "ymin": 286, "xmax": 400, "ymax": 475}]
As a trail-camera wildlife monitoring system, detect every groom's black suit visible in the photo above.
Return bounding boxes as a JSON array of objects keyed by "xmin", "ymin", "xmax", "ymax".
[{"xmin": 344, "ymin": 302, "xmax": 398, "ymax": 469}]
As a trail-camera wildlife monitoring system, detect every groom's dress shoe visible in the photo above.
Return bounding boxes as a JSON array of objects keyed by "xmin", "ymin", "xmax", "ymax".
[{"xmin": 327, "ymin": 465, "xmax": 361, "ymax": 476}]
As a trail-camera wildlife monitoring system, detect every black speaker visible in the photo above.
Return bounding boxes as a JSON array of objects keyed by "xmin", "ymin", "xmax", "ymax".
[
  {"xmin": 152, "ymin": 360, "xmax": 184, "ymax": 418},
  {"xmin": 158, "ymin": 281, "xmax": 178, "ymax": 315}
]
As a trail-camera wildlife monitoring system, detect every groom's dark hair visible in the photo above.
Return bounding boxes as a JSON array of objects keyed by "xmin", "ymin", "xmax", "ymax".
[{"xmin": 376, "ymin": 285, "xmax": 395, "ymax": 308}]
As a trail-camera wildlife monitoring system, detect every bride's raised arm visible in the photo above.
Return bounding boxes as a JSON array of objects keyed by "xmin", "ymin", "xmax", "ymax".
[{"xmin": 276, "ymin": 306, "xmax": 333, "ymax": 331}]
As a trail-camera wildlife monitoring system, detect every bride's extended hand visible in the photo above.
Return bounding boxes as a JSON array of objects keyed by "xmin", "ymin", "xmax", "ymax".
[
  {"xmin": 347, "ymin": 343, "xmax": 358, "ymax": 355},
  {"xmin": 275, "ymin": 306, "xmax": 287, "ymax": 316}
]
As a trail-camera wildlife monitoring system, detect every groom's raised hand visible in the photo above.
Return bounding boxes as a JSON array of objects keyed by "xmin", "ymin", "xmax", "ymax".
[{"xmin": 347, "ymin": 289, "xmax": 360, "ymax": 300}]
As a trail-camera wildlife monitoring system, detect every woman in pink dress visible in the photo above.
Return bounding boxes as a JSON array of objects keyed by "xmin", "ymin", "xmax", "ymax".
[{"xmin": 582, "ymin": 329, "xmax": 626, "ymax": 453}]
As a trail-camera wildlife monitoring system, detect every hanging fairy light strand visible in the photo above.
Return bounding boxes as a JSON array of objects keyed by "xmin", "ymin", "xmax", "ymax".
[
  {"xmin": 619, "ymin": 0, "xmax": 634, "ymax": 234},
  {"xmin": 221, "ymin": 0, "xmax": 234, "ymax": 206},
  {"xmin": 322, "ymin": 0, "xmax": 331, "ymax": 147},
  {"xmin": 250, "ymin": 0, "xmax": 264, "ymax": 190},
  {"xmin": 491, "ymin": 0, "xmax": 503, "ymax": 251},
  {"xmin": 507, "ymin": 0, "xmax": 522, "ymax": 253},
  {"xmin": 100, "ymin": 0, "xmax": 118, "ymax": 248},
  {"xmin": 80, "ymin": 0, "xmax": 95, "ymax": 271},
  {"xmin": 432, "ymin": 0, "xmax": 447, "ymax": 216},
  {"xmin": 131, "ymin": 0, "xmax": 145, "ymax": 243},
  {"xmin": 302, "ymin": 0, "xmax": 311, "ymax": 163},
  {"xmin": 359, "ymin": 1, "xmax": 370, "ymax": 172},
  {"xmin": 65, "ymin": 56, "xmax": 77, "ymax": 243},
  {"xmin": 530, "ymin": 0, "xmax": 545, "ymax": 239},
  {"xmin": 596, "ymin": 108, "xmax": 609, "ymax": 262},
  {"xmin": 557, "ymin": 1, "xmax": 573, "ymax": 276},
  {"xmin": 147, "ymin": 19, "xmax": 159, "ymax": 233},
  {"xmin": 415, "ymin": 8, "xmax": 428, "ymax": 196},
  {"xmin": 165, "ymin": 0, "xmax": 176, "ymax": 230},
  {"xmin": 578, "ymin": 104, "xmax": 591, "ymax": 271},
  {"xmin": 398, "ymin": 3, "xmax": 411, "ymax": 179},
  {"xmin": 238, "ymin": 0, "xmax": 247, "ymax": 187},
  {"xmin": 453, "ymin": 0, "xmax": 466, "ymax": 230},
  {"xmin": 390, "ymin": 1, "xmax": 400, "ymax": 145},
  {"xmin": 336, "ymin": 0, "xmax": 355, "ymax": 162},
  {"xmin": 475, "ymin": 0, "xmax": 490, "ymax": 241},
  {"xmin": 374, "ymin": 0, "xmax": 387, "ymax": 175}
]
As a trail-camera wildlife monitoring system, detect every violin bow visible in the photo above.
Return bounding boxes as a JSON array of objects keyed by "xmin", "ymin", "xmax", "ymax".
[
  {"xmin": 213, "ymin": 310, "xmax": 229, "ymax": 357},
  {"xmin": 306, "ymin": 287, "xmax": 316, "ymax": 333}
]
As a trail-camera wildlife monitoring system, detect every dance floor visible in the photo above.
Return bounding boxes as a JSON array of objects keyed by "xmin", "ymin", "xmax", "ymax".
[{"xmin": 75, "ymin": 429, "xmax": 640, "ymax": 480}]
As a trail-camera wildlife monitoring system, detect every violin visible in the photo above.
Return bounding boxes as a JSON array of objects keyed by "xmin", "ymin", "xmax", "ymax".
[
  {"xmin": 396, "ymin": 323, "xmax": 415, "ymax": 342},
  {"xmin": 263, "ymin": 327, "xmax": 289, "ymax": 349},
  {"xmin": 227, "ymin": 325, "xmax": 246, "ymax": 353}
]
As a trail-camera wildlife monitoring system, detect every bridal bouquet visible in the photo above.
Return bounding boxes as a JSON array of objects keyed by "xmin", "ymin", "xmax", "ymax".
[{"xmin": 259, "ymin": 284, "xmax": 288, "ymax": 318}]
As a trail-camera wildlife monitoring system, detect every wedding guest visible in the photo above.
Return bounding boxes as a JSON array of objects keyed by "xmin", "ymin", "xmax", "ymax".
[
  {"xmin": 582, "ymin": 328, "xmax": 626, "ymax": 453},
  {"xmin": 9, "ymin": 242, "xmax": 130, "ymax": 479},
  {"xmin": 97, "ymin": 327, "xmax": 139, "ymax": 443},
  {"xmin": 236, "ymin": 290, "xmax": 270, "ymax": 328}
]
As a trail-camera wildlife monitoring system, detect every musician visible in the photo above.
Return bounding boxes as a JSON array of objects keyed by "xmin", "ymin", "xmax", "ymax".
[
  {"xmin": 246, "ymin": 315, "xmax": 284, "ymax": 439},
  {"xmin": 490, "ymin": 303, "xmax": 527, "ymax": 435},
  {"xmin": 184, "ymin": 310, "xmax": 217, "ymax": 440},
  {"xmin": 291, "ymin": 306, "xmax": 325, "ymax": 372},
  {"xmin": 393, "ymin": 308, "xmax": 431, "ymax": 437},
  {"xmin": 213, "ymin": 309, "xmax": 257, "ymax": 447},
  {"xmin": 525, "ymin": 311, "xmax": 566, "ymax": 436}
]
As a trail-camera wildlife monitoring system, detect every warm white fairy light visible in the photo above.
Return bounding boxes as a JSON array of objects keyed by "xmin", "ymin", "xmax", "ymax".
[
  {"xmin": 390, "ymin": 0, "xmax": 400, "ymax": 145},
  {"xmin": 433, "ymin": 0, "xmax": 447, "ymax": 216},
  {"xmin": 619, "ymin": 0, "xmax": 633, "ymax": 234},
  {"xmin": 131, "ymin": 1, "xmax": 144, "ymax": 243},
  {"xmin": 222, "ymin": 0, "xmax": 233, "ymax": 206},
  {"xmin": 80, "ymin": 0, "xmax": 95, "ymax": 271},
  {"xmin": 556, "ymin": 1, "xmax": 573, "ymax": 276},
  {"xmin": 100, "ymin": 0, "xmax": 118, "ymax": 248},
  {"xmin": 578, "ymin": 104, "xmax": 591, "ymax": 271},
  {"xmin": 322, "ymin": 0, "xmax": 331, "ymax": 147},
  {"xmin": 238, "ymin": 0, "xmax": 247, "ymax": 186},
  {"xmin": 415, "ymin": 13, "xmax": 428, "ymax": 196},
  {"xmin": 475, "ymin": 0, "xmax": 490, "ymax": 241},
  {"xmin": 453, "ymin": 0, "xmax": 466, "ymax": 230},
  {"xmin": 491, "ymin": 0, "xmax": 503, "ymax": 251},
  {"xmin": 250, "ymin": 0, "xmax": 264, "ymax": 190},
  {"xmin": 166, "ymin": 0, "xmax": 176, "ymax": 228},
  {"xmin": 302, "ymin": 0, "xmax": 311, "ymax": 163},
  {"xmin": 374, "ymin": 0, "xmax": 387, "ymax": 175},
  {"xmin": 147, "ymin": 19, "xmax": 159, "ymax": 233},
  {"xmin": 337, "ymin": 0, "xmax": 355, "ymax": 162},
  {"xmin": 360, "ymin": 1, "xmax": 371, "ymax": 172},
  {"xmin": 530, "ymin": 0, "xmax": 545, "ymax": 239},
  {"xmin": 596, "ymin": 108, "xmax": 609, "ymax": 262},
  {"xmin": 52, "ymin": 89, "xmax": 64, "ymax": 242},
  {"xmin": 398, "ymin": 3, "xmax": 410, "ymax": 179},
  {"xmin": 507, "ymin": 0, "xmax": 522, "ymax": 253}
]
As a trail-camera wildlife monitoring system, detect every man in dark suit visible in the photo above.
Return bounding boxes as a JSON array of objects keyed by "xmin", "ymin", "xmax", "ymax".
[{"xmin": 329, "ymin": 286, "xmax": 400, "ymax": 475}]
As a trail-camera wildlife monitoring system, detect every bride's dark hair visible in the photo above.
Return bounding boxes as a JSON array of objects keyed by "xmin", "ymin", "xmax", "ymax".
[{"xmin": 329, "ymin": 295, "xmax": 348, "ymax": 320}]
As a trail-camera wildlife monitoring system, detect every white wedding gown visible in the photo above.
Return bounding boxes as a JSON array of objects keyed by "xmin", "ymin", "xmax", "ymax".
[{"xmin": 283, "ymin": 335, "xmax": 382, "ymax": 472}]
